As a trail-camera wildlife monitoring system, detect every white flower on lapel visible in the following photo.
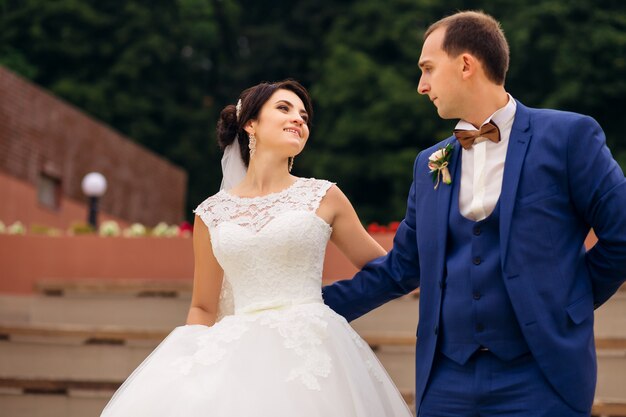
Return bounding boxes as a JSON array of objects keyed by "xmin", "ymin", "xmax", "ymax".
[{"xmin": 428, "ymin": 143, "xmax": 453, "ymax": 190}]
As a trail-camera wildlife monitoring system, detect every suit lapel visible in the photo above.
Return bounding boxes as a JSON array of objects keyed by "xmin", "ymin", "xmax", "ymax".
[
  {"xmin": 500, "ymin": 102, "xmax": 532, "ymax": 265},
  {"xmin": 433, "ymin": 140, "xmax": 461, "ymax": 278}
]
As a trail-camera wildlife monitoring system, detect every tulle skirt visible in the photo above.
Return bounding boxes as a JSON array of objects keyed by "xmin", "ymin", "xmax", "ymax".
[{"xmin": 100, "ymin": 302, "xmax": 412, "ymax": 416}]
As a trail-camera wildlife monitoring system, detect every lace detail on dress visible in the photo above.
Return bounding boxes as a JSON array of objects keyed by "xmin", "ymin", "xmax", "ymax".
[
  {"xmin": 194, "ymin": 177, "xmax": 333, "ymax": 233},
  {"xmin": 184, "ymin": 178, "xmax": 337, "ymax": 388},
  {"xmin": 171, "ymin": 304, "xmax": 331, "ymax": 390},
  {"xmin": 216, "ymin": 275, "xmax": 234, "ymax": 320},
  {"xmin": 193, "ymin": 178, "xmax": 334, "ymax": 317},
  {"xmin": 259, "ymin": 304, "xmax": 331, "ymax": 390},
  {"xmin": 172, "ymin": 321, "xmax": 249, "ymax": 375}
]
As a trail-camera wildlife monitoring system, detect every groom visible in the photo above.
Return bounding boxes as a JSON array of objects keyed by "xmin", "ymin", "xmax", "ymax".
[{"xmin": 323, "ymin": 10, "xmax": 626, "ymax": 416}]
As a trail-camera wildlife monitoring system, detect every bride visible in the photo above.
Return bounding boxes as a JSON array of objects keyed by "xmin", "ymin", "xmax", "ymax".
[{"xmin": 100, "ymin": 80, "xmax": 412, "ymax": 416}]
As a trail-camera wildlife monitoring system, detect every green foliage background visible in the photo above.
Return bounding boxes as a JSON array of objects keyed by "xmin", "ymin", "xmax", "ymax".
[{"xmin": 2, "ymin": 0, "xmax": 625, "ymax": 223}]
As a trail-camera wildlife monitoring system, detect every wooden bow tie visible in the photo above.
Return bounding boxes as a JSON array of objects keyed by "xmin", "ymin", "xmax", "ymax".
[{"xmin": 453, "ymin": 121, "xmax": 501, "ymax": 150}]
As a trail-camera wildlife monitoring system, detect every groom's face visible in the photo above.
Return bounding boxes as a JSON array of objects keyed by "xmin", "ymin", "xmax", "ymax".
[{"xmin": 418, "ymin": 27, "xmax": 464, "ymax": 119}]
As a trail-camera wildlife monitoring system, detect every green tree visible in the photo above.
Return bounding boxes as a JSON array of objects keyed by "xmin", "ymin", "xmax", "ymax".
[
  {"xmin": 301, "ymin": 0, "xmax": 452, "ymax": 222},
  {"xmin": 503, "ymin": 0, "xmax": 626, "ymax": 154},
  {"xmin": 304, "ymin": 0, "xmax": 626, "ymax": 222},
  {"xmin": 2, "ymin": 0, "xmax": 625, "ymax": 223}
]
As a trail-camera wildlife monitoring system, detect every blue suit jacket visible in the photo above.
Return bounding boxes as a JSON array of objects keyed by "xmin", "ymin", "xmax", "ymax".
[{"xmin": 323, "ymin": 101, "xmax": 626, "ymax": 413}]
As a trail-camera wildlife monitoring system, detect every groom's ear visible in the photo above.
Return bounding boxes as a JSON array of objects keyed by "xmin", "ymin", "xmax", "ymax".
[{"xmin": 460, "ymin": 53, "xmax": 477, "ymax": 80}]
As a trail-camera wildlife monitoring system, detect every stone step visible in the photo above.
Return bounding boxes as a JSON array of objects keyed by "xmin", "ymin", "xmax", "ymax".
[
  {"xmin": 0, "ymin": 294, "xmax": 189, "ymax": 329},
  {"xmin": 0, "ymin": 331, "xmax": 419, "ymax": 389},
  {"xmin": 351, "ymin": 294, "xmax": 419, "ymax": 333},
  {"xmin": 1, "ymin": 378, "xmax": 625, "ymax": 417},
  {"xmin": 0, "ymin": 293, "xmax": 418, "ymax": 330},
  {"xmin": 0, "ymin": 325, "xmax": 417, "ymax": 390},
  {"xmin": 0, "ymin": 378, "xmax": 112, "ymax": 417},
  {"xmin": 350, "ymin": 290, "xmax": 626, "ymax": 339},
  {"xmin": 1, "ymin": 322, "xmax": 625, "ymax": 402},
  {"xmin": 34, "ymin": 278, "xmax": 193, "ymax": 298},
  {"xmin": 0, "ymin": 334, "xmax": 157, "ymax": 381},
  {"xmin": 1, "ymin": 289, "xmax": 624, "ymax": 405},
  {"xmin": 591, "ymin": 401, "xmax": 626, "ymax": 417},
  {"xmin": 3, "ymin": 289, "xmax": 623, "ymax": 337},
  {"xmin": 0, "ymin": 324, "xmax": 419, "ymax": 383},
  {"xmin": 370, "ymin": 341, "xmax": 626, "ymax": 405},
  {"xmin": 595, "ymin": 292, "xmax": 626, "ymax": 339}
]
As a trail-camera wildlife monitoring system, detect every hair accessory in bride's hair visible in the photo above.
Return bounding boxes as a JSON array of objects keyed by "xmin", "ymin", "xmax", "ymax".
[{"xmin": 235, "ymin": 99, "xmax": 242, "ymax": 121}]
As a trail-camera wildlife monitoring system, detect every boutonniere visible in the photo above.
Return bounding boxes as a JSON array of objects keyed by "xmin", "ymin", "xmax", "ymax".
[{"xmin": 428, "ymin": 143, "xmax": 454, "ymax": 190}]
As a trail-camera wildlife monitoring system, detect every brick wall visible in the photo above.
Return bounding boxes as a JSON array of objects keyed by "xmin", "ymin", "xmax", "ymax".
[{"xmin": 0, "ymin": 66, "xmax": 187, "ymax": 225}]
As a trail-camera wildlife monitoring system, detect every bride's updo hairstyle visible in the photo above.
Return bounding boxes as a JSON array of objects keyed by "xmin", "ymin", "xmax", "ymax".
[{"xmin": 216, "ymin": 79, "xmax": 313, "ymax": 167}]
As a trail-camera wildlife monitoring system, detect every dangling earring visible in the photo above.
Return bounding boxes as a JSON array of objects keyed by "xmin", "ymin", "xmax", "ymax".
[
  {"xmin": 248, "ymin": 133, "xmax": 256, "ymax": 158},
  {"xmin": 288, "ymin": 156, "xmax": 294, "ymax": 172}
]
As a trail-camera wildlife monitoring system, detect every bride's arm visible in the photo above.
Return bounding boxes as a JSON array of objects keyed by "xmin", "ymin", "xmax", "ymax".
[
  {"xmin": 186, "ymin": 215, "xmax": 223, "ymax": 326},
  {"xmin": 320, "ymin": 185, "xmax": 386, "ymax": 269}
]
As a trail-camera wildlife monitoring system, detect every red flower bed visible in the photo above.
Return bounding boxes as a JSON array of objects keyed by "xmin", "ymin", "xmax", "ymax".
[{"xmin": 366, "ymin": 221, "xmax": 401, "ymax": 234}]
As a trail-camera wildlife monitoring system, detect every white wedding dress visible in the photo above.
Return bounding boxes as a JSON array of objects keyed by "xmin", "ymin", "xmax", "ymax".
[{"xmin": 101, "ymin": 177, "xmax": 412, "ymax": 416}]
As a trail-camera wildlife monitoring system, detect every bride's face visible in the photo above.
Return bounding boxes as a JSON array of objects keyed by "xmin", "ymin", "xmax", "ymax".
[{"xmin": 248, "ymin": 89, "xmax": 310, "ymax": 158}]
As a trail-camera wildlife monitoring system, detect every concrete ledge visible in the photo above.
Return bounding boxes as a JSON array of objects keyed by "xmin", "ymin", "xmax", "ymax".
[
  {"xmin": 591, "ymin": 401, "xmax": 626, "ymax": 417},
  {"xmin": 1, "ymin": 379, "xmax": 624, "ymax": 416},
  {"xmin": 1, "ymin": 322, "xmax": 624, "ymax": 350},
  {"xmin": 0, "ymin": 377, "xmax": 119, "ymax": 394},
  {"xmin": 0, "ymin": 322, "xmax": 166, "ymax": 342},
  {"xmin": 35, "ymin": 278, "xmax": 193, "ymax": 298},
  {"xmin": 0, "ymin": 233, "xmax": 395, "ymax": 294}
]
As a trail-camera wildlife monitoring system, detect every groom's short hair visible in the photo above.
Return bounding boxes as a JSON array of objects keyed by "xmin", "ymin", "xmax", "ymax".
[{"xmin": 425, "ymin": 11, "xmax": 509, "ymax": 85}]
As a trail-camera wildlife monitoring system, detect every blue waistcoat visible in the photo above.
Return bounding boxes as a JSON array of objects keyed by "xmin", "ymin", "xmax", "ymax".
[{"xmin": 439, "ymin": 173, "xmax": 530, "ymax": 365}]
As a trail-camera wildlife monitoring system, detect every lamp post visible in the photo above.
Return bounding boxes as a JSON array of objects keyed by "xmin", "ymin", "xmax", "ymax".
[{"xmin": 81, "ymin": 172, "xmax": 108, "ymax": 229}]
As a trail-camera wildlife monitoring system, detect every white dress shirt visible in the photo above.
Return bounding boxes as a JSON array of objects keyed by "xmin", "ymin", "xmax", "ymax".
[{"xmin": 456, "ymin": 95, "xmax": 517, "ymax": 221}]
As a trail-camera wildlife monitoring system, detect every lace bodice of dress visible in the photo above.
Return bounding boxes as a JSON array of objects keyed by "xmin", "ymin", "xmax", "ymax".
[{"xmin": 194, "ymin": 178, "xmax": 334, "ymax": 315}]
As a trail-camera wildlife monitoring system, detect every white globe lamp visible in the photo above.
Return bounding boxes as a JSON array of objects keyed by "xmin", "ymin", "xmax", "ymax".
[{"xmin": 81, "ymin": 172, "xmax": 108, "ymax": 228}]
